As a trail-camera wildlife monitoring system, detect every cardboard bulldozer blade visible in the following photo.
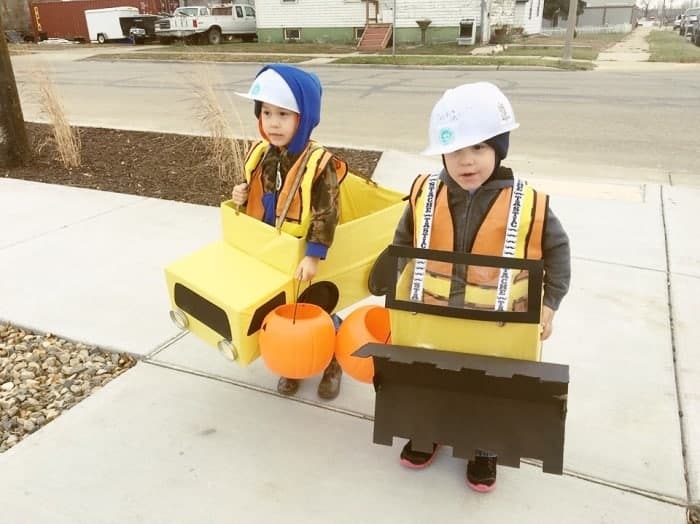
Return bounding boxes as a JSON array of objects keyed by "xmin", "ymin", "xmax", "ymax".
[
  {"xmin": 358, "ymin": 245, "xmax": 569, "ymax": 474},
  {"xmin": 356, "ymin": 343, "xmax": 568, "ymax": 474}
]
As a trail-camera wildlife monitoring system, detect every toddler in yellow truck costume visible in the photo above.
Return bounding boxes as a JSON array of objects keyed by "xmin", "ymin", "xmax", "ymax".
[
  {"xmin": 392, "ymin": 82, "xmax": 571, "ymax": 492},
  {"xmin": 233, "ymin": 64, "xmax": 345, "ymax": 399}
]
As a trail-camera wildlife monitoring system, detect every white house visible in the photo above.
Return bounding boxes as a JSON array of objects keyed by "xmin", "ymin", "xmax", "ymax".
[
  {"xmin": 514, "ymin": 0, "xmax": 545, "ymax": 35},
  {"xmin": 254, "ymin": 0, "xmax": 543, "ymax": 44}
]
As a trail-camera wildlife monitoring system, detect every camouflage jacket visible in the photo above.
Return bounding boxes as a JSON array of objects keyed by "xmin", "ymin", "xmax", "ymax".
[{"xmin": 258, "ymin": 144, "xmax": 340, "ymax": 252}]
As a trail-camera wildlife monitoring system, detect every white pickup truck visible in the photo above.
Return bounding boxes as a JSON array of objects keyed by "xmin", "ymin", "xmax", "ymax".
[{"xmin": 155, "ymin": 3, "xmax": 257, "ymax": 45}]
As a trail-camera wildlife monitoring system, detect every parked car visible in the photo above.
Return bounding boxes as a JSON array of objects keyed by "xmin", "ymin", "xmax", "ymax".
[
  {"xmin": 119, "ymin": 13, "xmax": 162, "ymax": 44},
  {"xmin": 680, "ymin": 7, "xmax": 700, "ymax": 36},
  {"xmin": 692, "ymin": 21, "xmax": 700, "ymax": 46},
  {"xmin": 673, "ymin": 15, "xmax": 682, "ymax": 30}
]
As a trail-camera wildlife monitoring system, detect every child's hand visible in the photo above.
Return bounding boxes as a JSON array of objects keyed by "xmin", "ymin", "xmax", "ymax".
[
  {"xmin": 295, "ymin": 256, "xmax": 320, "ymax": 282},
  {"xmin": 540, "ymin": 305, "xmax": 555, "ymax": 340},
  {"xmin": 231, "ymin": 183, "xmax": 249, "ymax": 206}
]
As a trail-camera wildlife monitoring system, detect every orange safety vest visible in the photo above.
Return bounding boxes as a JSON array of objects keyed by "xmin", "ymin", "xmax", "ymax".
[
  {"xmin": 244, "ymin": 140, "xmax": 347, "ymax": 237},
  {"xmin": 409, "ymin": 174, "xmax": 548, "ymax": 310}
]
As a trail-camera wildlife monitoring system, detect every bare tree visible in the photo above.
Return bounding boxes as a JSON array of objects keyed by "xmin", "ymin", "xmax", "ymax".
[
  {"xmin": 0, "ymin": 9, "xmax": 30, "ymax": 167},
  {"xmin": 638, "ymin": 0, "xmax": 651, "ymax": 17}
]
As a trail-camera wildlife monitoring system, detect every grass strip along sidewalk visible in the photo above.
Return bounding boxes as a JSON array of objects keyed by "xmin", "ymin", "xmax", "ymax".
[
  {"xmin": 648, "ymin": 30, "xmax": 700, "ymax": 63},
  {"xmin": 13, "ymin": 32, "xmax": 630, "ymax": 69}
]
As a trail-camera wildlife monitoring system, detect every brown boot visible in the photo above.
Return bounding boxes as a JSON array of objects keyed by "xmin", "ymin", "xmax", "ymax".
[
  {"xmin": 277, "ymin": 376, "xmax": 300, "ymax": 396},
  {"xmin": 317, "ymin": 357, "xmax": 342, "ymax": 400}
]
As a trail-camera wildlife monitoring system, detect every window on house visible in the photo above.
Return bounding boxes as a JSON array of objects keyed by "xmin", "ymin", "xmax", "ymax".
[
  {"xmin": 354, "ymin": 27, "xmax": 365, "ymax": 40},
  {"xmin": 529, "ymin": 0, "xmax": 533, "ymax": 19},
  {"xmin": 284, "ymin": 27, "xmax": 301, "ymax": 40}
]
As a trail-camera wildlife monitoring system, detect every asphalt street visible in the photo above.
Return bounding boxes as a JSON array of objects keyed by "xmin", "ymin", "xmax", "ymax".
[{"xmin": 11, "ymin": 53, "xmax": 700, "ymax": 185}]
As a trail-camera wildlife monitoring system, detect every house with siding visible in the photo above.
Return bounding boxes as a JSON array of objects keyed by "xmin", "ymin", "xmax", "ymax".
[
  {"xmin": 254, "ymin": 0, "xmax": 543, "ymax": 45},
  {"xmin": 543, "ymin": 0, "xmax": 635, "ymax": 30},
  {"xmin": 576, "ymin": 0, "xmax": 634, "ymax": 28}
]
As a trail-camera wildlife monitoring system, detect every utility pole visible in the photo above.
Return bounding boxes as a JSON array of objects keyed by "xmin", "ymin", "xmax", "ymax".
[
  {"xmin": 392, "ymin": 0, "xmax": 396, "ymax": 56},
  {"xmin": 562, "ymin": 0, "xmax": 579, "ymax": 61},
  {"xmin": 0, "ymin": 9, "xmax": 30, "ymax": 168},
  {"xmin": 660, "ymin": 0, "xmax": 666, "ymax": 24},
  {"xmin": 480, "ymin": 0, "xmax": 490, "ymax": 44}
]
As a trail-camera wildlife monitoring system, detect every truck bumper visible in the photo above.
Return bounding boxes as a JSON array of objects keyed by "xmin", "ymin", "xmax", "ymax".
[{"xmin": 155, "ymin": 30, "xmax": 197, "ymax": 39}]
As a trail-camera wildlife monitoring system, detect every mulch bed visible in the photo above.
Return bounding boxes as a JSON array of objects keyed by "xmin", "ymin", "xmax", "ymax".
[{"xmin": 2, "ymin": 123, "xmax": 382, "ymax": 207}]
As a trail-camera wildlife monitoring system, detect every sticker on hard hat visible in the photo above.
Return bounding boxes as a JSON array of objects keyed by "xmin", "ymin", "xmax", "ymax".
[
  {"xmin": 251, "ymin": 83, "xmax": 261, "ymax": 95},
  {"xmin": 497, "ymin": 102, "xmax": 511, "ymax": 122},
  {"xmin": 439, "ymin": 128, "xmax": 454, "ymax": 146}
]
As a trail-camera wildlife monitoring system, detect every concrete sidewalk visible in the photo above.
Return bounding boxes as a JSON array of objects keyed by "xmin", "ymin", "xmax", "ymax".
[
  {"xmin": 594, "ymin": 26, "xmax": 700, "ymax": 72},
  {"xmin": 0, "ymin": 151, "xmax": 698, "ymax": 522},
  {"xmin": 597, "ymin": 26, "xmax": 653, "ymax": 63}
]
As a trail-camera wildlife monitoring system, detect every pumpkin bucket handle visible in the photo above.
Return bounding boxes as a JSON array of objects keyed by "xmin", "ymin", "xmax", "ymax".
[{"xmin": 292, "ymin": 277, "xmax": 312, "ymax": 325}]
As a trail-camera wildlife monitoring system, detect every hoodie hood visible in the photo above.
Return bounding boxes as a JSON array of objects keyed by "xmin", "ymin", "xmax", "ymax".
[{"xmin": 252, "ymin": 64, "xmax": 322, "ymax": 154}]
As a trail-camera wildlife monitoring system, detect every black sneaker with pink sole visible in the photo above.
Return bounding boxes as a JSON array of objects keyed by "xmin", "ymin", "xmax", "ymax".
[
  {"xmin": 399, "ymin": 441, "xmax": 440, "ymax": 469},
  {"xmin": 466, "ymin": 455, "xmax": 498, "ymax": 492}
]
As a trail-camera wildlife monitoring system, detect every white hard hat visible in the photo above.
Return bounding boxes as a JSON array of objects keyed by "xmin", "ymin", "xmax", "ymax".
[
  {"xmin": 422, "ymin": 82, "xmax": 519, "ymax": 156},
  {"xmin": 235, "ymin": 69, "xmax": 299, "ymax": 113}
]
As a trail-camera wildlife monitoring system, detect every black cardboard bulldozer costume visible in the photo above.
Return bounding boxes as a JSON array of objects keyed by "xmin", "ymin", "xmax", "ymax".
[{"xmin": 361, "ymin": 244, "xmax": 569, "ymax": 474}]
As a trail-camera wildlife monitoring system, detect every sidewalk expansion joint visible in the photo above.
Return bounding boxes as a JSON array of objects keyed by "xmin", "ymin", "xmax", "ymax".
[
  {"xmin": 573, "ymin": 255, "xmax": 665, "ymax": 274},
  {"xmin": 141, "ymin": 358, "xmax": 374, "ymax": 422},
  {"xmin": 523, "ymin": 459, "xmax": 687, "ymax": 507},
  {"xmin": 141, "ymin": 357, "xmax": 689, "ymax": 505},
  {"xmin": 145, "ymin": 330, "xmax": 189, "ymax": 360},
  {"xmin": 660, "ymin": 184, "xmax": 691, "ymax": 504}
]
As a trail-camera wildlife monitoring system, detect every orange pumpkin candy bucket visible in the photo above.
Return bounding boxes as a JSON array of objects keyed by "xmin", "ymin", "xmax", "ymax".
[
  {"xmin": 335, "ymin": 305, "xmax": 391, "ymax": 383},
  {"xmin": 259, "ymin": 302, "xmax": 336, "ymax": 379}
]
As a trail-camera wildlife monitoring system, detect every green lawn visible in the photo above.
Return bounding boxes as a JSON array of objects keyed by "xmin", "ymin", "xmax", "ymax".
[
  {"xmin": 377, "ymin": 43, "xmax": 477, "ymax": 55},
  {"xmin": 648, "ymin": 30, "xmax": 700, "ymax": 62},
  {"xmin": 333, "ymin": 55, "xmax": 594, "ymax": 70},
  {"xmin": 498, "ymin": 31, "xmax": 627, "ymax": 60},
  {"xmin": 149, "ymin": 41, "xmax": 358, "ymax": 54},
  {"xmin": 91, "ymin": 52, "xmax": 309, "ymax": 63},
  {"xmin": 499, "ymin": 45, "xmax": 597, "ymax": 60},
  {"xmin": 13, "ymin": 35, "xmax": 621, "ymax": 67},
  {"xmin": 514, "ymin": 32, "xmax": 627, "ymax": 54}
]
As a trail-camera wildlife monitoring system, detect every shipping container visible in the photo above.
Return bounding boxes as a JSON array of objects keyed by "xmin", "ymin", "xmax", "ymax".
[{"xmin": 30, "ymin": 0, "xmax": 178, "ymax": 41}]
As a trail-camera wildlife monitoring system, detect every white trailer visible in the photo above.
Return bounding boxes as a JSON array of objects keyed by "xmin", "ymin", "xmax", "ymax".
[{"xmin": 84, "ymin": 6, "xmax": 139, "ymax": 44}]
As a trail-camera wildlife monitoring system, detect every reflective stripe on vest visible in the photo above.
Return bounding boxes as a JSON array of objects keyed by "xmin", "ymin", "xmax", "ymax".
[
  {"xmin": 244, "ymin": 140, "xmax": 345, "ymax": 238},
  {"xmin": 409, "ymin": 174, "xmax": 547, "ymax": 310}
]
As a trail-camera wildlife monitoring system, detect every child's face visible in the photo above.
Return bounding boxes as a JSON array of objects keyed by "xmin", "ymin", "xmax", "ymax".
[
  {"xmin": 443, "ymin": 143, "xmax": 496, "ymax": 191},
  {"xmin": 260, "ymin": 102, "xmax": 298, "ymax": 148}
]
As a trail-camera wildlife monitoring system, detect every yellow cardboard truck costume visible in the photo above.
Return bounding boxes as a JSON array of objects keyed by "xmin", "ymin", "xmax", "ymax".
[{"xmin": 164, "ymin": 171, "xmax": 404, "ymax": 365}]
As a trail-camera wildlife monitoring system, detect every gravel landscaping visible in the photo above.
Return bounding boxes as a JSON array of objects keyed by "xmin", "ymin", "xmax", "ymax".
[{"xmin": 0, "ymin": 323, "xmax": 136, "ymax": 453}]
